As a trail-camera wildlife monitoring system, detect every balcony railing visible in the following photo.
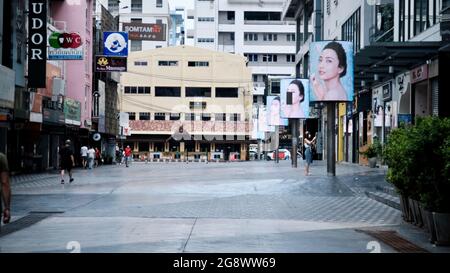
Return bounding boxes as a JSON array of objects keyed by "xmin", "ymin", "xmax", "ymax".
[{"xmin": 244, "ymin": 20, "xmax": 295, "ymax": 25}]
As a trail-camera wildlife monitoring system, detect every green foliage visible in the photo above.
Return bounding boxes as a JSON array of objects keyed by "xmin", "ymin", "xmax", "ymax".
[
  {"xmin": 384, "ymin": 116, "xmax": 450, "ymax": 212},
  {"xmin": 359, "ymin": 140, "xmax": 383, "ymax": 159}
]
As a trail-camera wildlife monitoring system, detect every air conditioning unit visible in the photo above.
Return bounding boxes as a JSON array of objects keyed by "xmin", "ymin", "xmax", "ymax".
[{"xmin": 52, "ymin": 77, "xmax": 65, "ymax": 96}]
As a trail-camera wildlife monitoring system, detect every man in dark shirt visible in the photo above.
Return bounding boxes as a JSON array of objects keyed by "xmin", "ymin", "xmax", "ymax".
[
  {"xmin": 59, "ymin": 140, "xmax": 75, "ymax": 184},
  {"xmin": 0, "ymin": 152, "xmax": 11, "ymax": 226}
]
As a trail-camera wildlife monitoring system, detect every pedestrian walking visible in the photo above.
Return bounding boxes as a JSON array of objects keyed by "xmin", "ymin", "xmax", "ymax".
[
  {"xmin": 94, "ymin": 147, "xmax": 101, "ymax": 168},
  {"xmin": 304, "ymin": 131, "xmax": 316, "ymax": 176},
  {"xmin": 87, "ymin": 146, "xmax": 95, "ymax": 170},
  {"xmin": 0, "ymin": 152, "xmax": 11, "ymax": 226},
  {"xmin": 59, "ymin": 140, "xmax": 75, "ymax": 184},
  {"xmin": 124, "ymin": 145, "xmax": 132, "ymax": 167},
  {"xmin": 80, "ymin": 144, "xmax": 88, "ymax": 169}
]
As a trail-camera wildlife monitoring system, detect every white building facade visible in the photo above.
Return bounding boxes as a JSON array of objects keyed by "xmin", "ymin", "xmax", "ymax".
[
  {"xmin": 105, "ymin": 0, "xmax": 171, "ymax": 51},
  {"xmin": 192, "ymin": 0, "xmax": 297, "ymax": 99}
]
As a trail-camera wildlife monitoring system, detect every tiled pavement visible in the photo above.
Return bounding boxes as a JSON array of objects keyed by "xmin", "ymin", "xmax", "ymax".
[{"xmin": 2, "ymin": 160, "xmax": 448, "ymax": 253}]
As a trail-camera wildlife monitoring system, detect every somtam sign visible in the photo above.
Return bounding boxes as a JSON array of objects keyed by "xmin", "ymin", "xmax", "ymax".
[
  {"xmin": 48, "ymin": 32, "xmax": 83, "ymax": 60},
  {"xmin": 28, "ymin": 0, "xmax": 47, "ymax": 88},
  {"xmin": 122, "ymin": 23, "xmax": 166, "ymax": 41}
]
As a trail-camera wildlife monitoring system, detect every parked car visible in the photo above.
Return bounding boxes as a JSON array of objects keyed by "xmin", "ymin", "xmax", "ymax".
[{"xmin": 266, "ymin": 149, "xmax": 291, "ymax": 160}]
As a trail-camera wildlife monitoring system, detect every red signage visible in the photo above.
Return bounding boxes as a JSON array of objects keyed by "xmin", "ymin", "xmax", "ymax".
[{"xmin": 411, "ymin": 64, "xmax": 428, "ymax": 84}]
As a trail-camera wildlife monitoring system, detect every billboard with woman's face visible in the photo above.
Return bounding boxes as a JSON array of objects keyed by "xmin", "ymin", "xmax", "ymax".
[
  {"xmin": 309, "ymin": 41, "xmax": 354, "ymax": 102},
  {"xmin": 267, "ymin": 96, "xmax": 288, "ymax": 126},
  {"xmin": 280, "ymin": 79, "xmax": 310, "ymax": 119}
]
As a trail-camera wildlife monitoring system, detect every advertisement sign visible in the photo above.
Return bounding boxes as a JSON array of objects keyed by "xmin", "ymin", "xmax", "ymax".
[
  {"xmin": 64, "ymin": 98, "xmax": 81, "ymax": 126},
  {"xmin": 43, "ymin": 108, "xmax": 65, "ymax": 124},
  {"xmin": 382, "ymin": 82, "xmax": 392, "ymax": 101},
  {"xmin": 48, "ymin": 32, "xmax": 83, "ymax": 60},
  {"xmin": 122, "ymin": 23, "xmax": 166, "ymax": 41},
  {"xmin": 103, "ymin": 32, "xmax": 128, "ymax": 57},
  {"xmin": 398, "ymin": 114, "xmax": 412, "ymax": 127},
  {"xmin": 267, "ymin": 96, "xmax": 288, "ymax": 126},
  {"xmin": 410, "ymin": 64, "xmax": 428, "ymax": 84},
  {"xmin": 28, "ymin": 0, "xmax": 47, "ymax": 88},
  {"xmin": 280, "ymin": 79, "xmax": 310, "ymax": 119},
  {"xmin": 119, "ymin": 112, "xmax": 129, "ymax": 128},
  {"xmin": 0, "ymin": 65, "xmax": 15, "ymax": 109},
  {"xmin": 95, "ymin": 56, "xmax": 127, "ymax": 72},
  {"xmin": 309, "ymin": 41, "xmax": 354, "ymax": 102},
  {"xmin": 98, "ymin": 80, "xmax": 106, "ymax": 133}
]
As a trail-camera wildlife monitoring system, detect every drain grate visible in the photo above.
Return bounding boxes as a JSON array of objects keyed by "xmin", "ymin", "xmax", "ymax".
[
  {"xmin": 356, "ymin": 229, "xmax": 429, "ymax": 253},
  {"xmin": 0, "ymin": 212, "xmax": 62, "ymax": 238}
]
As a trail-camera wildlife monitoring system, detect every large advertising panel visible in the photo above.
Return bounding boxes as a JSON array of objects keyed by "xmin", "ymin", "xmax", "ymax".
[
  {"xmin": 309, "ymin": 41, "xmax": 354, "ymax": 102},
  {"xmin": 267, "ymin": 96, "xmax": 288, "ymax": 126},
  {"xmin": 280, "ymin": 79, "xmax": 310, "ymax": 119}
]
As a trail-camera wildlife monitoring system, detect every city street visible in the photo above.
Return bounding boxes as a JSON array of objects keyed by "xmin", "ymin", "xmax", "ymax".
[{"xmin": 1, "ymin": 160, "xmax": 445, "ymax": 253}]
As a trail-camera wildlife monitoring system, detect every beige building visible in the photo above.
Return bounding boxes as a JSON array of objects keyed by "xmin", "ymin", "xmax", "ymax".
[{"xmin": 119, "ymin": 45, "xmax": 253, "ymax": 161}]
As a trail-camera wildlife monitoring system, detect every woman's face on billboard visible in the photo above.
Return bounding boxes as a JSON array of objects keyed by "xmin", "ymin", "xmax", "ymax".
[
  {"xmin": 271, "ymin": 99, "xmax": 280, "ymax": 114},
  {"xmin": 318, "ymin": 49, "xmax": 344, "ymax": 81},
  {"xmin": 287, "ymin": 83, "xmax": 303, "ymax": 105}
]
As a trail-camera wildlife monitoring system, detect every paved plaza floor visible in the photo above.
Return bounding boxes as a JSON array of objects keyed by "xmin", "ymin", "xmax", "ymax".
[{"xmin": 1, "ymin": 160, "xmax": 448, "ymax": 253}]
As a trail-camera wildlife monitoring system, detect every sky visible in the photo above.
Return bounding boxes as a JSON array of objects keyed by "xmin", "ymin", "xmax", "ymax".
[{"xmin": 168, "ymin": 0, "xmax": 194, "ymax": 10}]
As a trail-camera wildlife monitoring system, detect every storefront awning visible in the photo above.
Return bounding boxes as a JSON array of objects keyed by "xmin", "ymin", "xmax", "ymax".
[{"xmin": 354, "ymin": 42, "xmax": 442, "ymax": 90}]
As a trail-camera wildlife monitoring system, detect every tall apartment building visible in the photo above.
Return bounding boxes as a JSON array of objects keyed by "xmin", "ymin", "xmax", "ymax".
[
  {"xmin": 119, "ymin": 46, "xmax": 253, "ymax": 161},
  {"xmin": 192, "ymin": 0, "xmax": 297, "ymax": 101},
  {"xmin": 104, "ymin": 0, "xmax": 171, "ymax": 51}
]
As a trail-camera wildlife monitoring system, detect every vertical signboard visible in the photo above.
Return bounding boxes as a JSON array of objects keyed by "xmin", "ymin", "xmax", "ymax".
[
  {"xmin": 280, "ymin": 79, "xmax": 310, "ymax": 119},
  {"xmin": 309, "ymin": 41, "xmax": 354, "ymax": 102},
  {"xmin": 28, "ymin": 0, "xmax": 47, "ymax": 88}
]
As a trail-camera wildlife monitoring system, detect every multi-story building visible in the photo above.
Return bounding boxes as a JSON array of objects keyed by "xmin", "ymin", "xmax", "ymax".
[
  {"xmin": 0, "ymin": 0, "xmax": 27, "ymax": 168},
  {"xmin": 170, "ymin": 7, "xmax": 185, "ymax": 46},
  {"xmin": 192, "ymin": 0, "xmax": 297, "ymax": 103},
  {"xmin": 119, "ymin": 45, "xmax": 253, "ymax": 161},
  {"xmin": 105, "ymin": 0, "xmax": 171, "ymax": 51},
  {"xmin": 93, "ymin": 1, "xmax": 121, "ymax": 162},
  {"xmin": 283, "ymin": 0, "xmax": 448, "ymax": 165}
]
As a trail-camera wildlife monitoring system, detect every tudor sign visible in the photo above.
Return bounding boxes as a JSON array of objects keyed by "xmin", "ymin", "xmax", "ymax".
[{"xmin": 28, "ymin": 0, "xmax": 47, "ymax": 88}]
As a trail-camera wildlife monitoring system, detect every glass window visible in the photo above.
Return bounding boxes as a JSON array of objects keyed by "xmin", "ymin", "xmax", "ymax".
[
  {"xmin": 158, "ymin": 60, "xmax": 178, "ymax": 66},
  {"xmin": 202, "ymin": 113, "xmax": 211, "ymax": 121},
  {"xmin": 139, "ymin": 112, "xmax": 150, "ymax": 120},
  {"xmin": 186, "ymin": 87, "xmax": 211, "ymax": 97},
  {"xmin": 130, "ymin": 40, "xmax": 142, "ymax": 52},
  {"xmin": 185, "ymin": 113, "xmax": 195, "ymax": 121},
  {"xmin": 170, "ymin": 113, "xmax": 180, "ymax": 120},
  {"xmin": 188, "ymin": 61, "xmax": 209, "ymax": 67},
  {"xmin": 156, "ymin": 0, "xmax": 163, "ymax": 8},
  {"xmin": 215, "ymin": 113, "xmax": 226, "ymax": 121},
  {"xmin": 154, "ymin": 113, "xmax": 166, "ymax": 120},
  {"xmin": 128, "ymin": 112, "xmax": 136, "ymax": 120},
  {"xmin": 216, "ymin": 88, "xmax": 238, "ymax": 98},
  {"xmin": 131, "ymin": 0, "xmax": 142, "ymax": 12},
  {"xmin": 155, "ymin": 87, "xmax": 181, "ymax": 97}
]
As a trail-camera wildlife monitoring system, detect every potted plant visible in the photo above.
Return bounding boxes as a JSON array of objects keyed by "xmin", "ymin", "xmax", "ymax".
[
  {"xmin": 385, "ymin": 116, "xmax": 450, "ymax": 245},
  {"xmin": 359, "ymin": 141, "xmax": 381, "ymax": 168}
]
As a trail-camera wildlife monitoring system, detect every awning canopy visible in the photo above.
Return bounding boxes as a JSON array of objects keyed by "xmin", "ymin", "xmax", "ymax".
[{"xmin": 354, "ymin": 42, "xmax": 442, "ymax": 90}]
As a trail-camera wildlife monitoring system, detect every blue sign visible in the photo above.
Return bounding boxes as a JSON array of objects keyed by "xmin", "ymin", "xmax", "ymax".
[
  {"xmin": 398, "ymin": 114, "xmax": 412, "ymax": 127},
  {"xmin": 103, "ymin": 32, "xmax": 128, "ymax": 56}
]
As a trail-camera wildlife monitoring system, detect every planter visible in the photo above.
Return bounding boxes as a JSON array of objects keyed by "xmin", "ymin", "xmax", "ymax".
[
  {"xmin": 419, "ymin": 204, "xmax": 429, "ymax": 232},
  {"xmin": 423, "ymin": 209, "xmax": 437, "ymax": 244},
  {"xmin": 408, "ymin": 198, "xmax": 423, "ymax": 227},
  {"xmin": 432, "ymin": 212, "xmax": 450, "ymax": 246},
  {"xmin": 368, "ymin": 157, "xmax": 377, "ymax": 168},
  {"xmin": 400, "ymin": 195, "xmax": 412, "ymax": 222}
]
